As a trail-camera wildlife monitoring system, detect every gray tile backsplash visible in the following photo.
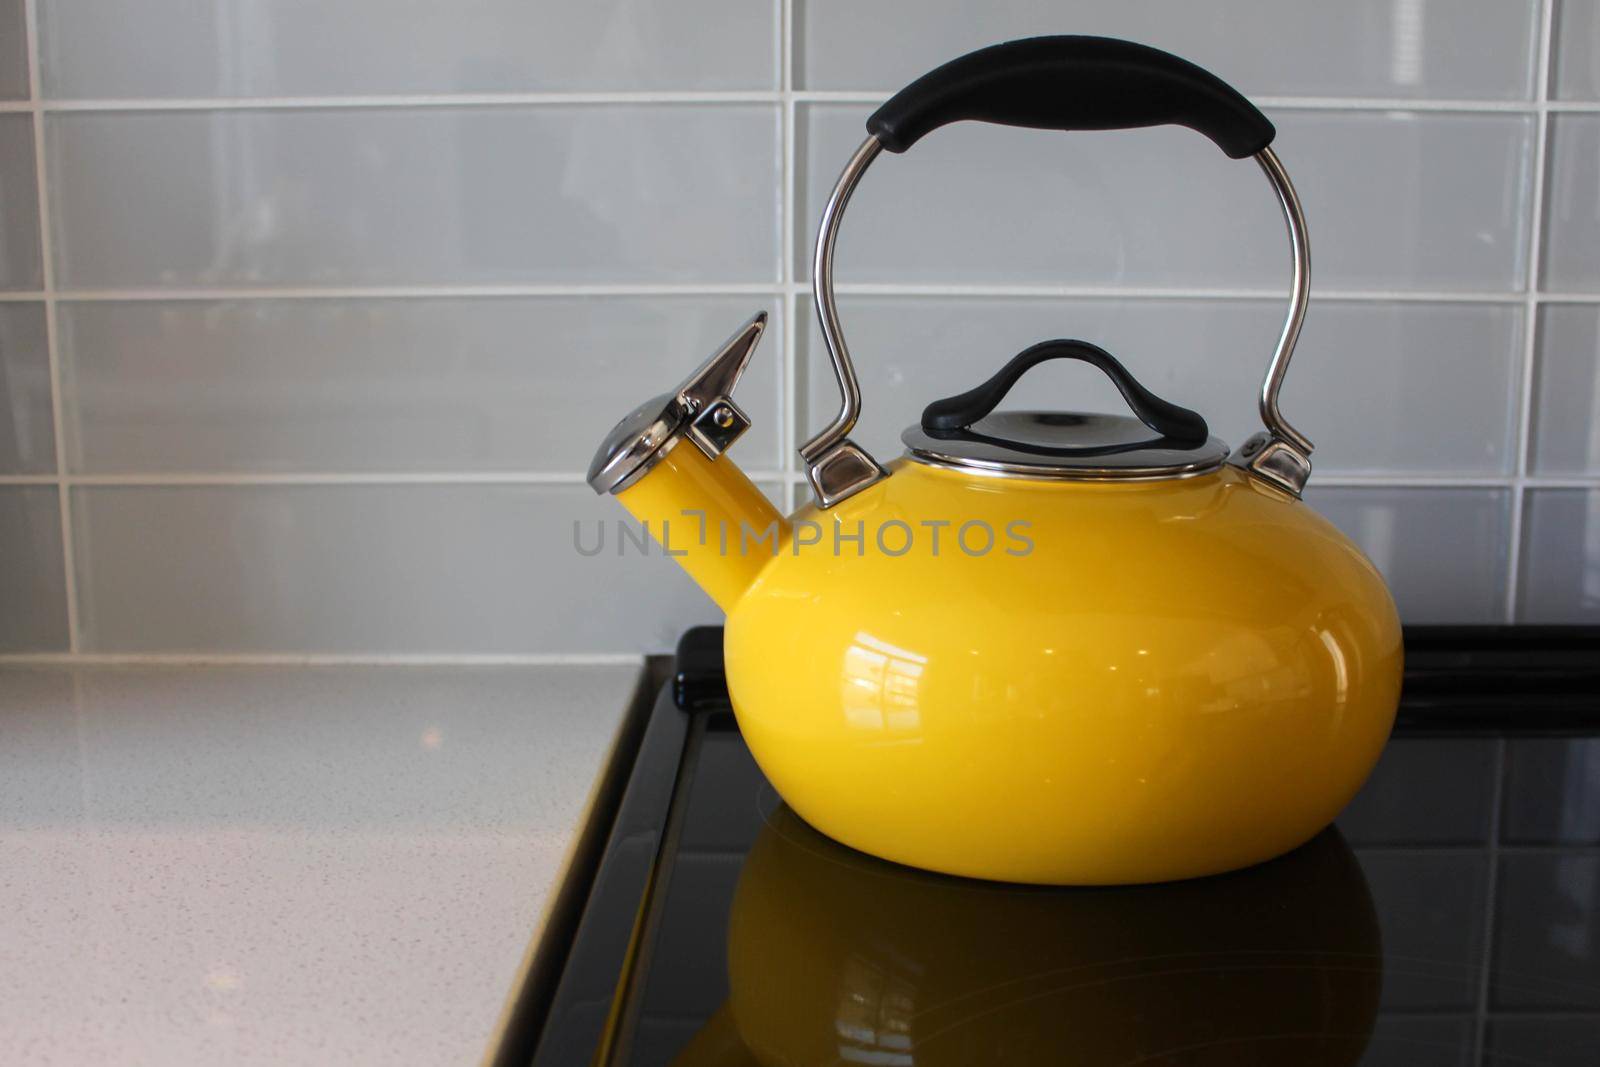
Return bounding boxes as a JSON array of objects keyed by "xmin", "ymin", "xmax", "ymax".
[
  {"xmin": 71, "ymin": 483, "xmax": 778, "ymax": 654},
  {"xmin": 0, "ymin": 113, "xmax": 42, "ymax": 290},
  {"xmin": 801, "ymin": 105, "xmax": 1532, "ymax": 291},
  {"xmin": 0, "ymin": 0, "xmax": 27, "ymax": 100},
  {"xmin": 1542, "ymin": 115, "xmax": 1600, "ymax": 293},
  {"xmin": 1518, "ymin": 489, "xmax": 1600, "ymax": 622},
  {"xmin": 798, "ymin": 0, "xmax": 1539, "ymax": 100},
  {"xmin": 0, "ymin": 487, "xmax": 67, "ymax": 652},
  {"xmin": 1532, "ymin": 303, "xmax": 1600, "ymax": 474},
  {"xmin": 58, "ymin": 297, "xmax": 783, "ymax": 474},
  {"xmin": 1552, "ymin": 0, "xmax": 1600, "ymax": 100},
  {"xmin": 38, "ymin": 0, "xmax": 776, "ymax": 97},
  {"xmin": 0, "ymin": 0, "xmax": 1593, "ymax": 654},
  {"xmin": 801, "ymin": 297, "xmax": 1520, "ymax": 477},
  {"xmin": 1309, "ymin": 488, "xmax": 1512, "ymax": 623},
  {"xmin": 47, "ymin": 106, "xmax": 780, "ymax": 288},
  {"xmin": 0, "ymin": 302, "xmax": 53, "ymax": 474}
]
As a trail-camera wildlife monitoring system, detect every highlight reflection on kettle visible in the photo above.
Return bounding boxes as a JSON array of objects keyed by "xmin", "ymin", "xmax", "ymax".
[
  {"xmin": 673, "ymin": 807, "xmax": 1382, "ymax": 1067},
  {"xmin": 590, "ymin": 36, "xmax": 1403, "ymax": 884}
]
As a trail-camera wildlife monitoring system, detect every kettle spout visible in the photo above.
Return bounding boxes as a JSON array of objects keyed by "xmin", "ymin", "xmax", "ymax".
[{"xmin": 587, "ymin": 313, "xmax": 789, "ymax": 611}]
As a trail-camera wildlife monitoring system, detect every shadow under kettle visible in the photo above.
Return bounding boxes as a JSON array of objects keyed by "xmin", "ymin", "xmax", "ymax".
[{"xmin": 673, "ymin": 806, "xmax": 1383, "ymax": 1066}]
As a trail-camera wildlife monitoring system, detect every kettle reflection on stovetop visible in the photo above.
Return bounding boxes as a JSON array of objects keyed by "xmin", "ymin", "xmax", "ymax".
[
  {"xmin": 589, "ymin": 36, "xmax": 1403, "ymax": 885},
  {"xmin": 671, "ymin": 806, "xmax": 1382, "ymax": 1067}
]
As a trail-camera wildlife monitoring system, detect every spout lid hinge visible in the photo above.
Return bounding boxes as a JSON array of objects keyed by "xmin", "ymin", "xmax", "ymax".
[
  {"xmin": 674, "ymin": 313, "xmax": 763, "ymax": 461},
  {"xmin": 686, "ymin": 396, "xmax": 751, "ymax": 460}
]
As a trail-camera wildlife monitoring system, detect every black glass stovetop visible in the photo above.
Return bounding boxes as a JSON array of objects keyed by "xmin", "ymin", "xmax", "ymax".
[{"xmin": 507, "ymin": 627, "xmax": 1600, "ymax": 1067}]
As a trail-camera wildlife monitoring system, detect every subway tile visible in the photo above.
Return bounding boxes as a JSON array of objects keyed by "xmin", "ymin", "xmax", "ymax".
[
  {"xmin": 1307, "ymin": 488, "xmax": 1509, "ymax": 623},
  {"xmin": 1491, "ymin": 853, "xmax": 1600, "ymax": 1009},
  {"xmin": 0, "ymin": 486, "xmax": 68, "ymax": 652},
  {"xmin": 37, "ymin": 0, "xmax": 775, "ymax": 97},
  {"xmin": 800, "ymin": 297, "xmax": 1519, "ymax": 477},
  {"xmin": 1518, "ymin": 489, "xmax": 1600, "ymax": 623},
  {"xmin": 1531, "ymin": 304, "xmax": 1600, "ymax": 475},
  {"xmin": 798, "ymin": 0, "xmax": 1538, "ymax": 100},
  {"xmin": 0, "ymin": 113, "xmax": 42, "ymax": 290},
  {"xmin": 0, "ymin": 302, "xmax": 52, "ymax": 474},
  {"xmin": 1552, "ymin": 0, "xmax": 1600, "ymax": 100},
  {"xmin": 1356, "ymin": 851, "xmax": 1488, "ymax": 1009},
  {"xmin": 1542, "ymin": 115, "xmax": 1600, "ymax": 293},
  {"xmin": 58, "ymin": 297, "xmax": 783, "ymax": 474},
  {"xmin": 46, "ymin": 106, "xmax": 779, "ymax": 289},
  {"xmin": 0, "ymin": 0, "xmax": 27, "ymax": 100},
  {"xmin": 1337, "ymin": 738, "xmax": 1495, "ymax": 846},
  {"xmin": 800, "ymin": 106, "xmax": 1530, "ymax": 292},
  {"xmin": 71, "ymin": 483, "xmax": 781, "ymax": 654},
  {"xmin": 1504, "ymin": 737, "xmax": 1600, "ymax": 845}
]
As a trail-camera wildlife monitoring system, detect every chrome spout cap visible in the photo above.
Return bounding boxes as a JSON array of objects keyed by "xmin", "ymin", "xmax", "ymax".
[{"xmin": 586, "ymin": 312, "xmax": 768, "ymax": 495}]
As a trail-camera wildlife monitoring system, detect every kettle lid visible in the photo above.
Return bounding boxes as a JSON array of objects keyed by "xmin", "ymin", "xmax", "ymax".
[{"xmin": 900, "ymin": 340, "xmax": 1229, "ymax": 481}]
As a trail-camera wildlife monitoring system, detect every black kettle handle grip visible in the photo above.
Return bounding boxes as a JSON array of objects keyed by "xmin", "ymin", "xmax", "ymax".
[
  {"xmin": 867, "ymin": 36, "xmax": 1275, "ymax": 159},
  {"xmin": 921, "ymin": 340, "xmax": 1209, "ymax": 444}
]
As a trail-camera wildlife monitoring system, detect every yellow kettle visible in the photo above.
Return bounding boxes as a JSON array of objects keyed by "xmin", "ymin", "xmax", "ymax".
[
  {"xmin": 588, "ymin": 36, "xmax": 1402, "ymax": 885},
  {"xmin": 672, "ymin": 807, "xmax": 1382, "ymax": 1066}
]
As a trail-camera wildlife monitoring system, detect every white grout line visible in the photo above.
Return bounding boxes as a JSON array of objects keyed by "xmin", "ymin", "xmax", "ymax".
[
  {"xmin": 0, "ymin": 651, "xmax": 647, "ymax": 667},
  {"xmin": 1216, "ymin": 94, "xmax": 1581, "ymax": 115},
  {"xmin": 1491, "ymin": 476, "xmax": 1599, "ymax": 490},
  {"xmin": 3, "ymin": 470, "xmax": 1593, "ymax": 490},
  {"xmin": 0, "ymin": 470, "xmax": 790, "ymax": 488},
  {"xmin": 1503, "ymin": 0, "xmax": 1556, "ymax": 625},
  {"xmin": 767, "ymin": 470, "xmax": 1597, "ymax": 489},
  {"xmin": 779, "ymin": 0, "xmax": 801, "ymax": 500},
  {"xmin": 24, "ymin": 90, "xmax": 1593, "ymax": 114},
  {"xmin": 22, "ymin": 0, "xmax": 78, "ymax": 654},
  {"xmin": 13, "ymin": 283, "xmax": 1567, "ymax": 304},
  {"xmin": 826, "ymin": 284, "xmax": 1534, "ymax": 304},
  {"xmin": 47, "ymin": 283, "xmax": 786, "ymax": 301},
  {"xmin": 42, "ymin": 91, "xmax": 783, "ymax": 111},
  {"xmin": 8, "ymin": 80, "xmax": 1593, "ymax": 115},
  {"xmin": 798, "ymin": 90, "xmax": 1600, "ymax": 114},
  {"xmin": 1313, "ymin": 476, "xmax": 1574, "ymax": 489}
]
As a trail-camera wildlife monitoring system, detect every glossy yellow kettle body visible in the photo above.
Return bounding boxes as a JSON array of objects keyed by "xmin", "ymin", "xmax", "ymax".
[{"xmin": 618, "ymin": 445, "xmax": 1402, "ymax": 884}]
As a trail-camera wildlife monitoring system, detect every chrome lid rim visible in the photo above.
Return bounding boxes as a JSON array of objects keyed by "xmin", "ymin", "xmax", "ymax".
[{"xmin": 903, "ymin": 443, "xmax": 1230, "ymax": 481}]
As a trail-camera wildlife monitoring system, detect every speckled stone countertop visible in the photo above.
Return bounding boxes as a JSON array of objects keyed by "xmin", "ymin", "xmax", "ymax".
[{"xmin": 0, "ymin": 663, "xmax": 645, "ymax": 1066}]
